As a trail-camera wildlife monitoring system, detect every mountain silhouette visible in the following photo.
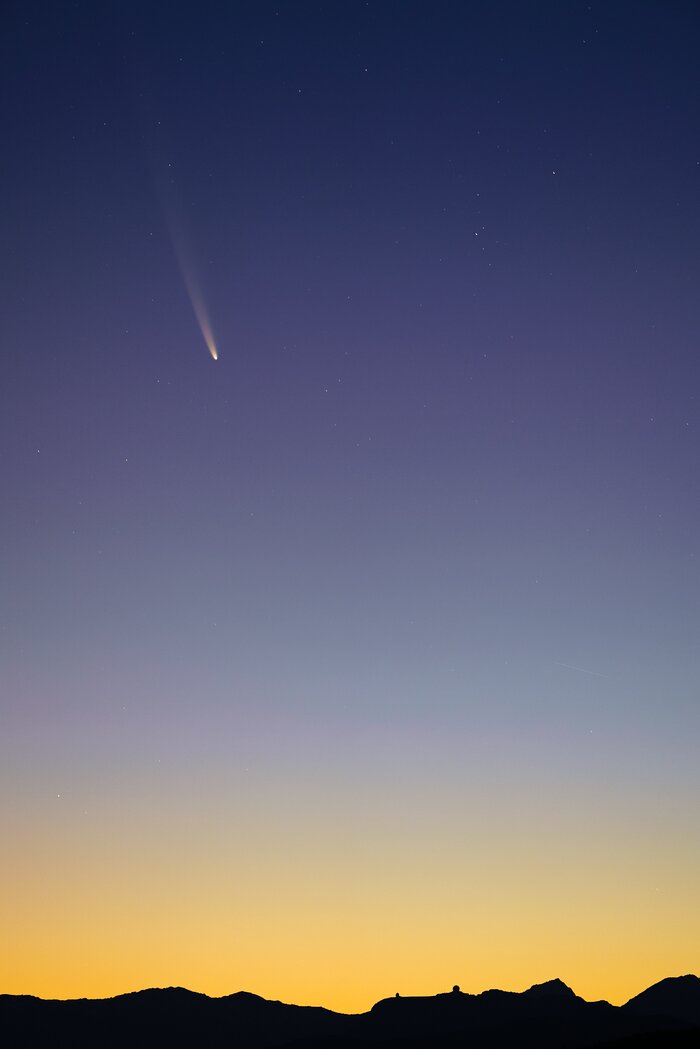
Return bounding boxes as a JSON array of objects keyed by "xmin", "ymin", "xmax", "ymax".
[
  {"xmin": 623, "ymin": 975, "xmax": 700, "ymax": 1027},
  {"xmin": 523, "ymin": 977, "xmax": 578, "ymax": 998},
  {"xmin": 1, "ymin": 975, "xmax": 699, "ymax": 1048}
]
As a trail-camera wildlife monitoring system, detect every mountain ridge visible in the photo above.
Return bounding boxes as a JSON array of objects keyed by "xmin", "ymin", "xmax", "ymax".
[{"xmin": 2, "ymin": 974, "xmax": 698, "ymax": 1048}]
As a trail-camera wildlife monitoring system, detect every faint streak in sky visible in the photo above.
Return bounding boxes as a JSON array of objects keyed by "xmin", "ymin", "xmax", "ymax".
[{"xmin": 554, "ymin": 662, "xmax": 612, "ymax": 680}]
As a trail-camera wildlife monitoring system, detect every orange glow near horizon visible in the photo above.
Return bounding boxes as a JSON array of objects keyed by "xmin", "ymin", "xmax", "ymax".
[{"xmin": 3, "ymin": 749, "xmax": 697, "ymax": 1012}]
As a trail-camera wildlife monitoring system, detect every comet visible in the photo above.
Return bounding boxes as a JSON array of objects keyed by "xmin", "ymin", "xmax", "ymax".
[
  {"xmin": 166, "ymin": 214, "xmax": 219, "ymax": 362},
  {"xmin": 146, "ymin": 145, "xmax": 220, "ymax": 362}
]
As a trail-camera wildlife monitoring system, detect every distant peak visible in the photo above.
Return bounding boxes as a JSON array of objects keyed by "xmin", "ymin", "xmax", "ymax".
[
  {"xmin": 130, "ymin": 986, "xmax": 205, "ymax": 997},
  {"xmin": 650, "ymin": 974, "xmax": 699, "ymax": 989},
  {"xmin": 625, "ymin": 973, "xmax": 700, "ymax": 1007},
  {"xmin": 525, "ymin": 979, "xmax": 576, "ymax": 998}
]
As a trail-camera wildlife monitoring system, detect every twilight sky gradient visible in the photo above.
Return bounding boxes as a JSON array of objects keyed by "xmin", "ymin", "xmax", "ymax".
[{"xmin": 2, "ymin": 0, "xmax": 699, "ymax": 1011}]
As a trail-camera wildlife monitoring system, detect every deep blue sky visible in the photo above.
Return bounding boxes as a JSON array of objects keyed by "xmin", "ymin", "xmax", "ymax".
[{"xmin": 1, "ymin": 0, "xmax": 699, "ymax": 1008}]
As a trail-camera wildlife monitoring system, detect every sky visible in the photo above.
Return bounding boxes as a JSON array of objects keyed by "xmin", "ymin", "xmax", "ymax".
[{"xmin": 1, "ymin": 0, "xmax": 699, "ymax": 1012}]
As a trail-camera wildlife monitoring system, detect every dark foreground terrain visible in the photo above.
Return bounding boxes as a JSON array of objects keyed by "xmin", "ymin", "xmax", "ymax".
[{"xmin": 2, "ymin": 974, "xmax": 699, "ymax": 1048}]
